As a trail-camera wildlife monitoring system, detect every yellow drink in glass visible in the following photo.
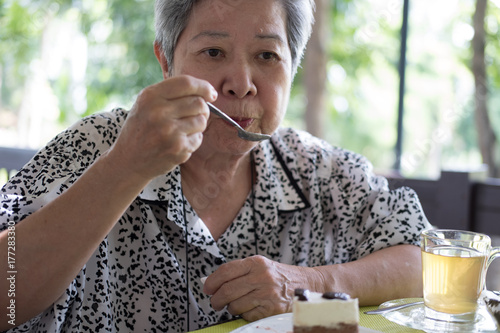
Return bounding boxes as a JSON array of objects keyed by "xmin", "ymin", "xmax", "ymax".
[{"xmin": 422, "ymin": 246, "xmax": 487, "ymax": 315}]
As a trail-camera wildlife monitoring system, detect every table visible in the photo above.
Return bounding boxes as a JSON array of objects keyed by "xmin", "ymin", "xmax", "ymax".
[{"xmin": 191, "ymin": 299, "xmax": 425, "ymax": 333}]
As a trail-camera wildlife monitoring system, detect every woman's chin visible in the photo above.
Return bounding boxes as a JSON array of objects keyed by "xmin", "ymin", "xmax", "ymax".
[{"xmin": 202, "ymin": 129, "xmax": 260, "ymax": 154}]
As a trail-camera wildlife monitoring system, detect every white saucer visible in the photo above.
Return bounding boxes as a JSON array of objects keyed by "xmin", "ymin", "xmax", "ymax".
[{"xmin": 379, "ymin": 298, "xmax": 499, "ymax": 332}]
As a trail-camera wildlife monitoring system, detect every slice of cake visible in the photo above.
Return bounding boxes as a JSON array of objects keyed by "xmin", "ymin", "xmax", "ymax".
[{"xmin": 293, "ymin": 289, "xmax": 359, "ymax": 333}]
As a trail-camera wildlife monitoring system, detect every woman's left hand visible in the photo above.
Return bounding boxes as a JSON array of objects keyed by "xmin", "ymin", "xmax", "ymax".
[{"xmin": 202, "ymin": 255, "xmax": 323, "ymax": 322}]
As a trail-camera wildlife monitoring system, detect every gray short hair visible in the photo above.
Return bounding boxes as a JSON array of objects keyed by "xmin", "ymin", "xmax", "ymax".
[{"xmin": 154, "ymin": 0, "xmax": 315, "ymax": 77}]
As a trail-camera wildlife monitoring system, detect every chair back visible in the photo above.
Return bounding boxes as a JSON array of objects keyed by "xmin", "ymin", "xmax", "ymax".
[{"xmin": 0, "ymin": 146, "xmax": 38, "ymax": 180}]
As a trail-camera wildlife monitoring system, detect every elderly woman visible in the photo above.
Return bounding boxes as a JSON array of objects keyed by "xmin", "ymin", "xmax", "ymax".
[{"xmin": 0, "ymin": 0, "xmax": 431, "ymax": 332}]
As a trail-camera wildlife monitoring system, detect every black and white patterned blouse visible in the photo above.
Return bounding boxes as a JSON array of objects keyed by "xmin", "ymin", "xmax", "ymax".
[{"xmin": 1, "ymin": 109, "xmax": 431, "ymax": 332}]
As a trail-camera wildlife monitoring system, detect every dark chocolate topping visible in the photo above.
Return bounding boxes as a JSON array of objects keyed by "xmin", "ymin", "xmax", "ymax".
[
  {"xmin": 295, "ymin": 288, "xmax": 310, "ymax": 301},
  {"xmin": 322, "ymin": 291, "xmax": 350, "ymax": 300}
]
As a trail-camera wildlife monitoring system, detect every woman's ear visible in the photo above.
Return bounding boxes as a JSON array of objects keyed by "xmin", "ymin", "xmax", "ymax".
[{"xmin": 154, "ymin": 41, "xmax": 170, "ymax": 79}]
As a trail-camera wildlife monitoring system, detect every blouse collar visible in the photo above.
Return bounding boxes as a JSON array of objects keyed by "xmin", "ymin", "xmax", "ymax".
[{"xmin": 137, "ymin": 131, "xmax": 310, "ymax": 223}]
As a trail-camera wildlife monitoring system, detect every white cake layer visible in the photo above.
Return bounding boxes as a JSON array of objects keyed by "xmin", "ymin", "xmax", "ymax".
[{"xmin": 293, "ymin": 291, "xmax": 359, "ymax": 327}]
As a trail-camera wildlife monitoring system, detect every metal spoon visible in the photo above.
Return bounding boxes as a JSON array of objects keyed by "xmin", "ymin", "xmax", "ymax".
[
  {"xmin": 364, "ymin": 301, "xmax": 424, "ymax": 315},
  {"xmin": 207, "ymin": 102, "xmax": 271, "ymax": 142}
]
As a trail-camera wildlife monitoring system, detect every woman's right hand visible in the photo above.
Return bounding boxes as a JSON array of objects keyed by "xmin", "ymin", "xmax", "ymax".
[
  {"xmin": 108, "ymin": 75, "xmax": 217, "ymax": 182},
  {"xmin": 0, "ymin": 76, "xmax": 217, "ymax": 329}
]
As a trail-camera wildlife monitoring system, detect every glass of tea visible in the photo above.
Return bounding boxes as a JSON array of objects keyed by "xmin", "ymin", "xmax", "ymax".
[{"xmin": 421, "ymin": 229, "xmax": 500, "ymax": 323}]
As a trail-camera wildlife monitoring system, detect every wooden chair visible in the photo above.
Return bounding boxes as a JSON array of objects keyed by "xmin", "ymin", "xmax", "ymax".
[
  {"xmin": 0, "ymin": 146, "xmax": 38, "ymax": 180},
  {"xmin": 470, "ymin": 178, "xmax": 500, "ymax": 235},
  {"xmin": 386, "ymin": 169, "xmax": 500, "ymax": 236},
  {"xmin": 386, "ymin": 171, "xmax": 473, "ymax": 230}
]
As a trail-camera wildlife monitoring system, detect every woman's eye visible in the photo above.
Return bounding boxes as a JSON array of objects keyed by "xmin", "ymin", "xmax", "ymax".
[
  {"xmin": 205, "ymin": 49, "xmax": 222, "ymax": 57},
  {"xmin": 259, "ymin": 52, "xmax": 279, "ymax": 61}
]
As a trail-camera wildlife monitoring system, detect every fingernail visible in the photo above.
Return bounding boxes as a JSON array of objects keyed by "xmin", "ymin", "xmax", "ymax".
[{"xmin": 211, "ymin": 88, "xmax": 218, "ymax": 101}]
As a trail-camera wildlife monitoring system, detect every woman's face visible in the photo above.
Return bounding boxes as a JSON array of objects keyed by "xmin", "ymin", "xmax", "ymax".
[{"xmin": 170, "ymin": 0, "xmax": 292, "ymax": 153}]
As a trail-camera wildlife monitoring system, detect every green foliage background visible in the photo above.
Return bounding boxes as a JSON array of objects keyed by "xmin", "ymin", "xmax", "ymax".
[{"xmin": 1, "ymin": 0, "xmax": 499, "ymax": 178}]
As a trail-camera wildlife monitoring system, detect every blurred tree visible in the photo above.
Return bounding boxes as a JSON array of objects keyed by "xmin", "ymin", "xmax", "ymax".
[
  {"xmin": 0, "ymin": 1, "xmax": 46, "ymax": 113},
  {"xmin": 1, "ymin": 0, "xmax": 499, "ymax": 178},
  {"xmin": 82, "ymin": 0, "xmax": 158, "ymax": 118},
  {"xmin": 472, "ymin": 0, "xmax": 499, "ymax": 178},
  {"xmin": 0, "ymin": 0, "xmax": 158, "ymax": 142},
  {"xmin": 303, "ymin": 0, "xmax": 330, "ymax": 138},
  {"xmin": 321, "ymin": 0, "xmax": 402, "ymax": 170}
]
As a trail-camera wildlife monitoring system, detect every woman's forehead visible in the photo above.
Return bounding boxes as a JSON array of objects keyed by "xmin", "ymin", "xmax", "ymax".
[{"xmin": 187, "ymin": 0, "xmax": 287, "ymax": 37}]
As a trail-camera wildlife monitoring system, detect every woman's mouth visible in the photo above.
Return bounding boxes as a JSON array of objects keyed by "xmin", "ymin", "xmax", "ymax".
[{"xmin": 231, "ymin": 117, "xmax": 253, "ymax": 129}]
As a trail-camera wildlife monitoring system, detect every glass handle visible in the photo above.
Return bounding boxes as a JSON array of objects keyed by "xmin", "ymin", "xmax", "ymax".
[{"xmin": 487, "ymin": 246, "xmax": 500, "ymax": 269}]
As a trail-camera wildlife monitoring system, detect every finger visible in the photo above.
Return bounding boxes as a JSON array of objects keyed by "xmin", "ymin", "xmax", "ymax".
[
  {"xmin": 225, "ymin": 292, "xmax": 259, "ymax": 315},
  {"xmin": 203, "ymin": 259, "xmax": 250, "ymax": 295},
  {"xmin": 153, "ymin": 75, "xmax": 218, "ymax": 103},
  {"xmin": 229, "ymin": 293, "xmax": 280, "ymax": 322},
  {"xmin": 225, "ymin": 283, "xmax": 288, "ymax": 318},
  {"xmin": 241, "ymin": 304, "xmax": 272, "ymax": 322},
  {"xmin": 139, "ymin": 96, "xmax": 207, "ymax": 140},
  {"xmin": 184, "ymin": 131, "xmax": 204, "ymax": 154},
  {"xmin": 170, "ymin": 96, "xmax": 210, "ymax": 126},
  {"xmin": 209, "ymin": 276, "xmax": 254, "ymax": 311}
]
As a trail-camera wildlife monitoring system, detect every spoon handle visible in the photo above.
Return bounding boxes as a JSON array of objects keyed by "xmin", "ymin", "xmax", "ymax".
[
  {"xmin": 206, "ymin": 102, "xmax": 271, "ymax": 141},
  {"xmin": 206, "ymin": 102, "xmax": 244, "ymax": 131},
  {"xmin": 364, "ymin": 301, "xmax": 424, "ymax": 315}
]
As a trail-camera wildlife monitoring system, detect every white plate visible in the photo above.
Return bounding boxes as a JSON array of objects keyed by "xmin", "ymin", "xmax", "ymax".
[{"xmin": 230, "ymin": 313, "xmax": 380, "ymax": 332}]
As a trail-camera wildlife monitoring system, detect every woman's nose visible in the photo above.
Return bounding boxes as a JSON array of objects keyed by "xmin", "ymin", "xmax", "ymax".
[{"xmin": 221, "ymin": 60, "xmax": 257, "ymax": 98}]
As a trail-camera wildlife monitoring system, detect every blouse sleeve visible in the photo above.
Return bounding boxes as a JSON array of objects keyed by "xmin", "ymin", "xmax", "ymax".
[
  {"xmin": 0, "ymin": 111, "xmax": 124, "ymax": 331},
  {"xmin": 0, "ymin": 110, "xmax": 124, "ymax": 231}
]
